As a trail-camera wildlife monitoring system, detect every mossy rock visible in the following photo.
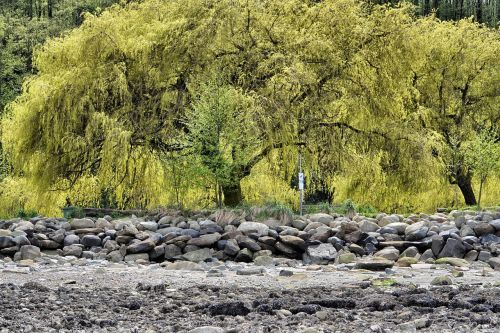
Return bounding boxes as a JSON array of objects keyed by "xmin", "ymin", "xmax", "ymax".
[
  {"xmin": 431, "ymin": 275, "xmax": 453, "ymax": 286},
  {"xmin": 372, "ymin": 278, "xmax": 398, "ymax": 287},
  {"xmin": 337, "ymin": 253, "xmax": 356, "ymax": 264},
  {"xmin": 435, "ymin": 257, "xmax": 469, "ymax": 267},
  {"xmin": 396, "ymin": 257, "xmax": 418, "ymax": 267}
]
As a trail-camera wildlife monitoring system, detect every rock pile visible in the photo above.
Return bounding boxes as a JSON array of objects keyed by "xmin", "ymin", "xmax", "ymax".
[{"xmin": 0, "ymin": 209, "xmax": 499, "ymax": 270}]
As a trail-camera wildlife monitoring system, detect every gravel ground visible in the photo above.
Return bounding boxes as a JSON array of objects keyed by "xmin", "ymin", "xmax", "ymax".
[{"xmin": 0, "ymin": 261, "xmax": 499, "ymax": 333}]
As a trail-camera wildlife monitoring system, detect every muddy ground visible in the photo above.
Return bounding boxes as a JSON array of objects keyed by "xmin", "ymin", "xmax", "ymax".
[{"xmin": 0, "ymin": 263, "xmax": 499, "ymax": 333}]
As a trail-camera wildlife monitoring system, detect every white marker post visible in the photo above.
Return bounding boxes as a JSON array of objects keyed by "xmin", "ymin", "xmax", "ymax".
[{"xmin": 298, "ymin": 148, "xmax": 304, "ymax": 216}]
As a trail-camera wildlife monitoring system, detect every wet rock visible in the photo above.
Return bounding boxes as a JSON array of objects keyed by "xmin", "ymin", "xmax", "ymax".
[
  {"xmin": 208, "ymin": 301, "xmax": 251, "ymax": 316},
  {"xmin": 438, "ymin": 238, "xmax": 465, "ymax": 258}
]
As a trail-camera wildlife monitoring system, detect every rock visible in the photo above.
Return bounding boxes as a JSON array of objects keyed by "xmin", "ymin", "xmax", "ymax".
[
  {"xmin": 182, "ymin": 248, "xmax": 213, "ymax": 262},
  {"xmin": 460, "ymin": 225, "xmax": 476, "ymax": 237},
  {"xmin": 124, "ymin": 253, "xmax": 149, "ymax": 262},
  {"xmin": 348, "ymin": 244, "xmax": 364, "ymax": 256},
  {"xmin": 187, "ymin": 233, "xmax": 221, "ymax": 247},
  {"xmin": 95, "ymin": 218, "xmax": 113, "ymax": 230},
  {"xmin": 236, "ymin": 236, "xmax": 261, "ymax": 252},
  {"xmin": 70, "ymin": 218, "xmax": 95, "ymax": 230},
  {"xmin": 309, "ymin": 213, "xmax": 334, "ymax": 224},
  {"xmin": 355, "ymin": 258, "xmax": 394, "ymax": 270},
  {"xmin": 478, "ymin": 251, "xmax": 492, "ymax": 262},
  {"xmin": 489, "ymin": 219, "xmax": 500, "ymax": 231},
  {"xmin": 396, "ymin": 257, "xmax": 418, "ymax": 267},
  {"xmin": 431, "ymin": 275, "xmax": 453, "ymax": 286},
  {"xmin": 480, "ymin": 234, "xmax": 500, "ymax": 245},
  {"xmin": 237, "ymin": 222, "xmax": 269, "ymax": 237},
  {"xmin": 274, "ymin": 242, "xmax": 297, "ymax": 256},
  {"xmin": 279, "ymin": 235, "xmax": 306, "ymax": 249},
  {"xmin": 474, "ymin": 223, "xmax": 495, "ymax": 236},
  {"xmin": 254, "ymin": 255, "xmax": 274, "ymax": 266},
  {"xmin": 384, "ymin": 222, "xmax": 409, "ymax": 234},
  {"xmin": 400, "ymin": 246, "xmax": 419, "ymax": 258},
  {"xmin": 378, "ymin": 215, "xmax": 400, "ymax": 227},
  {"xmin": 107, "ymin": 250, "xmax": 123, "ymax": 262},
  {"xmin": 405, "ymin": 222, "xmax": 428, "ymax": 241},
  {"xmin": 420, "ymin": 249, "xmax": 435, "ymax": 261},
  {"xmin": 64, "ymin": 234, "xmax": 80, "ymax": 246},
  {"xmin": 164, "ymin": 261, "xmax": 203, "ymax": 271},
  {"xmin": 0, "ymin": 236, "xmax": 15, "ymax": 249},
  {"xmin": 359, "ymin": 220, "xmax": 380, "ymax": 233},
  {"xmin": 62, "ymin": 245, "xmax": 83, "ymax": 257},
  {"xmin": 431, "ymin": 237, "xmax": 445, "ymax": 257},
  {"xmin": 81, "ymin": 235, "xmax": 101, "ymax": 248},
  {"xmin": 164, "ymin": 244, "xmax": 182, "ymax": 259},
  {"xmin": 292, "ymin": 219, "xmax": 308, "ymax": 230},
  {"xmin": 488, "ymin": 257, "xmax": 500, "ymax": 271},
  {"xmin": 336, "ymin": 252, "xmax": 356, "ymax": 264},
  {"xmin": 235, "ymin": 248, "xmax": 253, "ymax": 262},
  {"xmin": 438, "ymin": 238, "xmax": 465, "ymax": 258},
  {"xmin": 464, "ymin": 250, "xmax": 478, "ymax": 262},
  {"xmin": 434, "ymin": 257, "xmax": 469, "ymax": 267},
  {"xmin": 149, "ymin": 245, "xmax": 166, "ymax": 260},
  {"xmin": 279, "ymin": 269, "xmax": 294, "ymax": 277},
  {"xmin": 304, "ymin": 243, "xmax": 337, "ymax": 264},
  {"xmin": 374, "ymin": 247, "xmax": 399, "ymax": 261},
  {"xmin": 236, "ymin": 267, "xmax": 264, "ymax": 275},
  {"xmin": 37, "ymin": 240, "xmax": 60, "ymax": 249},
  {"xmin": 127, "ymin": 239, "xmax": 155, "ymax": 254},
  {"xmin": 189, "ymin": 327, "xmax": 224, "ymax": 333},
  {"xmin": 223, "ymin": 239, "xmax": 240, "ymax": 256},
  {"xmin": 137, "ymin": 221, "xmax": 158, "ymax": 232},
  {"xmin": 20, "ymin": 245, "xmax": 41, "ymax": 260},
  {"xmin": 13, "ymin": 235, "xmax": 30, "ymax": 247}
]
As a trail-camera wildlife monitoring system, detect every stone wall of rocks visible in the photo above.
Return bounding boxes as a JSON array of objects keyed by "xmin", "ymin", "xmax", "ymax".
[{"xmin": 0, "ymin": 209, "xmax": 499, "ymax": 270}]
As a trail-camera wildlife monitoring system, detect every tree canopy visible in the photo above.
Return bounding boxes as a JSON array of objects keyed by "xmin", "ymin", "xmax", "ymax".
[{"xmin": 1, "ymin": 0, "xmax": 499, "ymax": 214}]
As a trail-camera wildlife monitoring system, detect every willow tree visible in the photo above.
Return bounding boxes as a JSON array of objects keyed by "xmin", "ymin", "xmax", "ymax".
[{"xmin": 2, "ymin": 0, "xmax": 387, "ymax": 207}]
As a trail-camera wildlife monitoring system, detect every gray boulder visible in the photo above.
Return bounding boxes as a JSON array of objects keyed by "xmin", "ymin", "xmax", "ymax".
[
  {"xmin": 223, "ymin": 239, "xmax": 240, "ymax": 256},
  {"xmin": 187, "ymin": 233, "xmax": 221, "ymax": 247},
  {"xmin": 304, "ymin": 243, "xmax": 337, "ymax": 264},
  {"xmin": 127, "ymin": 239, "xmax": 156, "ymax": 254},
  {"xmin": 237, "ymin": 222, "xmax": 269, "ymax": 237},
  {"xmin": 438, "ymin": 238, "xmax": 465, "ymax": 258},
  {"xmin": 20, "ymin": 245, "xmax": 41, "ymax": 260},
  {"xmin": 405, "ymin": 221, "xmax": 428, "ymax": 241},
  {"xmin": 309, "ymin": 213, "xmax": 334, "ymax": 224},
  {"xmin": 374, "ymin": 247, "xmax": 399, "ymax": 261},
  {"xmin": 0, "ymin": 236, "xmax": 15, "ymax": 249},
  {"xmin": 70, "ymin": 218, "xmax": 95, "ymax": 230},
  {"xmin": 182, "ymin": 248, "xmax": 213, "ymax": 262},
  {"xmin": 62, "ymin": 245, "xmax": 83, "ymax": 257},
  {"xmin": 164, "ymin": 244, "xmax": 182, "ymax": 259},
  {"xmin": 359, "ymin": 220, "xmax": 380, "ymax": 233},
  {"xmin": 81, "ymin": 235, "xmax": 102, "ymax": 248}
]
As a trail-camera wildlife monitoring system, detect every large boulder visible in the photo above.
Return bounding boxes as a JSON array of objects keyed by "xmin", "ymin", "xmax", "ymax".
[
  {"xmin": 359, "ymin": 220, "xmax": 380, "ymax": 233},
  {"xmin": 0, "ymin": 236, "xmax": 16, "ymax": 249},
  {"xmin": 304, "ymin": 243, "xmax": 337, "ymax": 264},
  {"xmin": 374, "ymin": 247, "xmax": 400, "ymax": 261},
  {"xmin": 438, "ymin": 238, "xmax": 465, "ymax": 258},
  {"xmin": 62, "ymin": 245, "xmax": 83, "ymax": 257},
  {"xmin": 187, "ymin": 233, "xmax": 221, "ymax": 247},
  {"xmin": 20, "ymin": 245, "xmax": 41, "ymax": 260},
  {"xmin": 279, "ymin": 235, "xmax": 306, "ymax": 249},
  {"xmin": 223, "ymin": 239, "xmax": 240, "ymax": 256},
  {"xmin": 127, "ymin": 239, "xmax": 155, "ymax": 254},
  {"xmin": 70, "ymin": 218, "xmax": 95, "ymax": 230},
  {"xmin": 405, "ymin": 222, "xmax": 428, "ymax": 241},
  {"xmin": 473, "ymin": 223, "xmax": 495, "ymax": 236},
  {"xmin": 488, "ymin": 257, "xmax": 500, "ymax": 271},
  {"xmin": 308, "ymin": 213, "xmax": 334, "ymax": 225},
  {"xmin": 237, "ymin": 222, "xmax": 269, "ymax": 236},
  {"xmin": 182, "ymin": 248, "xmax": 213, "ymax": 262},
  {"xmin": 81, "ymin": 235, "xmax": 102, "ymax": 248}
]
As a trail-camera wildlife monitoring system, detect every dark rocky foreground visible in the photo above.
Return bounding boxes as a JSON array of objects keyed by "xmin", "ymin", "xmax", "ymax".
[
  {"xmin": 0, "ymin": 262, "xmax": 499, "ymax": 333},
  {"xmin": 0, "ymin": 209, "xmax": 499, "ymax": 332}
]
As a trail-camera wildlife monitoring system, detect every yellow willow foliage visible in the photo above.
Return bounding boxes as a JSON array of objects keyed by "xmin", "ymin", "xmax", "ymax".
[{"xmin": 1, "ymin": 0, "xmax": 498, "ymax": 213}]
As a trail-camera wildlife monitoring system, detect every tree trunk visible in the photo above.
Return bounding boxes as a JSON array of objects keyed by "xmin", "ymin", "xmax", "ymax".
[
  {"xmin": 222, "ymin": 182, "xmax": 243, "ymax": 207},
  {"xmin": 478, "ymin": 178, "xmax": 484, "ymax": 209},
  {"xmin": 457, "ymin": 173, "xmax": 477, "ymax": 206},
  {"xmin": 48, "ymin": 0, "xmax": 53, "ymax": 19}
]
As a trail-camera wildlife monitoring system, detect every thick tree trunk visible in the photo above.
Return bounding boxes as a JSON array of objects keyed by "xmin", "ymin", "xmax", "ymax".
[
  {"xmin": 457, "ymin": 173, "xmax": 477, "ymax": 206},
  {"xmin": 222, "ymin": 182, "xmax": 243, "ymax": 207}
]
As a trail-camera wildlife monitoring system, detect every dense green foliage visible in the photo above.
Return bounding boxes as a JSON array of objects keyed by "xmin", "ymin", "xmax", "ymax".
[{"xmin": 0, "ymin": 0, "xmax": 499, "ymax": 216}]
